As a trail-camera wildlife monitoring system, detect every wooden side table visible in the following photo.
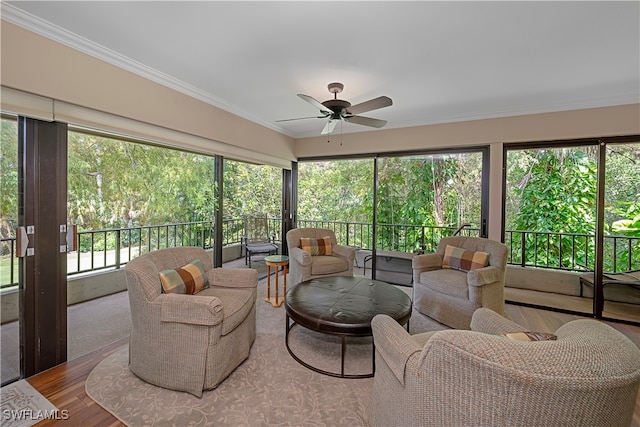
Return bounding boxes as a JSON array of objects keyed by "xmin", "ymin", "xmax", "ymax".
[{"xmin": 264, "ymin": 255, "xmax": 289, "ymax": 307}]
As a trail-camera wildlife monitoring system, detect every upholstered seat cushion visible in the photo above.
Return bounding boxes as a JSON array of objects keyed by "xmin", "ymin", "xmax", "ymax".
[
  {"xmin": 198, "ymin": 286, "xmax": 255, "ymax": 335},
  {"xmin": 310, "ymin": 255, "xmax": 349, "ymax": 276},
  {"xmin": 418, "ymin": 268, "xmax": 469, "ymax": 298}
]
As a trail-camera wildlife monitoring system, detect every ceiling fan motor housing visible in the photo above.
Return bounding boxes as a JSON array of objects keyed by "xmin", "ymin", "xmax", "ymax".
[{"xmin": 322, "ymin": 99, "xmax": 351, "ymax": 118}]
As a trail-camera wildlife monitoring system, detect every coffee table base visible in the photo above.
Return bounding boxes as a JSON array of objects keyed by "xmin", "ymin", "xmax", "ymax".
[
  {"xmin": 285, "ymin": 314, "xmax": 409, "ymax": 379},
  {"xmin": 285, "ymin": 315, "xmax": 376, "ymax": 379}
]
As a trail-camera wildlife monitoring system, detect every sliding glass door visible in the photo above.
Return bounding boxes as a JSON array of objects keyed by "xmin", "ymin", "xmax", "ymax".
[
  {"xmin": 0, "ymin": 116, "xmax": 19, "ymax": 385},
  {"xmin": 296, "ymin": 149, "xmax": 488, "ymax": 284},
  {"xmin": 601, "ymin": 139, "xmax": 640, "ymax": 322},
  {"xmin": 222, "ymin": 159, "xmax": 283, "ymax": 276},
  {"xmin": 504, "ymin": 143, "xmax": 598, "ymax": 315},
  {"xmin": 373, "ymin": 150, "xmax": 486, "ymax": 284}
]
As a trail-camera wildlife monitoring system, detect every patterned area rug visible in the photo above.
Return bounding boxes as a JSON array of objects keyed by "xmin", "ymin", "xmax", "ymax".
[
  {"xmin": 0, "ymin": 380, "xmax": 59, "ymax": 427},
  {"xmin": 85, "ymin": 279, "xmax": 446, "ymax": 426}
]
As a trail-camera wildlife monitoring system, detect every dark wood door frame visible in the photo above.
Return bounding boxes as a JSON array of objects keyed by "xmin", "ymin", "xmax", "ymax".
[{"xmin": 18, "ymin": 117, "xmax": 68, "ymax": 377}]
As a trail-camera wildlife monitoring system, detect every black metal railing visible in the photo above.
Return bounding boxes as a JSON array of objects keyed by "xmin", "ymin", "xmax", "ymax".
[
  {"xmin": 1, "ymin": 219, "xmax": 638, "ymax": 290},
  {"xmin": 504, "ymin": 230, "xmax": 640, "ymax": 273},
  {"xmin": 70, "ymin": 220, "xmax": 217, "ymax": 275}
]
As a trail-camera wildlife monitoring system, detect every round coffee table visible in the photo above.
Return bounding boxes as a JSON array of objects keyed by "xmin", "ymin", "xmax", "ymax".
[{"xmin": 285, "ymin": 276, "xmax": 412, "ymax": 379}]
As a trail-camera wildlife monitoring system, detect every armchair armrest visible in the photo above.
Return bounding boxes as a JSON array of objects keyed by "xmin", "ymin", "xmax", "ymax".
[
  {"xmin": 160, "ymin": 293, "xmax": 224, "ymax": 326},
  {"xmin": 412, "ymin": 253, "xmax": 442, "ymax": 271},
  {"xmin": 289, "ymin": 247, "xmax": 312, "ymax": 266},
  {"xmin": 467, "ymin": 265, "xmax": 502, "ymax": 287},
  {"xmin": 332, "ymin": 244, "xmax": 355, "ymax": 260},
  {"xmin": 371, "ymin": 314, "xmax": 422, "ymax": 386},
  {"xmin": 207, "ymin": 268, "xmax": 258, "ymax": 288},
  {"xmin": 470, "ymin": 307, "xmax": 524, "ymax": 334}
]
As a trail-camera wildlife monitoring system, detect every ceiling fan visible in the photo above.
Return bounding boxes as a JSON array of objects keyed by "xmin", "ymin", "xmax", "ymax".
[{"xmin": 277, "ymin": 82, "xmax": 393, "ymax": 135}]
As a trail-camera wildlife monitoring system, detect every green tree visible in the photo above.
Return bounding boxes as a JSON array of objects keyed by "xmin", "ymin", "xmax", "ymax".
[
  {"xmin": 512, "ymin": 148, "xmax": 597, "ymax": 268},
  {"xmin": 0, "ymin": 118, "xmax": 18, "ymax": 247}
]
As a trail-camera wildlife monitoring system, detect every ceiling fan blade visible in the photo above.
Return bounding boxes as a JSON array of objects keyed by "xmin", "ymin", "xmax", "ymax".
[
  {"xmin": 276, "ymin": 116, "xmax": 325, "ymax": 122},
  {"xmin": 298, "ymin": 94, "xmax": 333, "ymax": 115},
  {"xmin": 344, "ymin": 115, "xmax": 387, "ymax": 128},
  {"xmin": 321, "ymin": 120, "xmax": 338, "ymax": 135},
  {"xmin": 347, "ymin": 96, "xmax": 392, "ymax": 115}
]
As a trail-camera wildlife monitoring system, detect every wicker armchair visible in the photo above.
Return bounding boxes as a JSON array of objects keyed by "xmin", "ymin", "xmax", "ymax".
[
  {"xmin": 369, "ymin": 308, "xmax": 640, "ymax": 427},
  {"xmin": 125, "ymin": 246, "xmax": 257, "ymax": 397},
  {"xmin": 286, "ymin": 228, "xmax": 355, "ymax": 285}
]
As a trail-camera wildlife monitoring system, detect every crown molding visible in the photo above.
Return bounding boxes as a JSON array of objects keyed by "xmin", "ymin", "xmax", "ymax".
[{"xmin": 0, "ymin": 3, "xmax": 293, "ymax": 136}]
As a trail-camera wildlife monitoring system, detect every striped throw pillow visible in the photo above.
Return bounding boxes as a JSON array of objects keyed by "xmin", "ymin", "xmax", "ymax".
[
  {"xmin": 498, "ymin": 331, "xmax": 557, "ymax": 341},
  {"xmin": 300, "ymin": 236, "xmax": 333, "ymax": 256},
  {"xmin": 159, "ymin": 259, "xmax": 209, "ymax": 295},
  {"xmin": 442, "ymin": 244, "xmax": 489, "ymax": 272}
]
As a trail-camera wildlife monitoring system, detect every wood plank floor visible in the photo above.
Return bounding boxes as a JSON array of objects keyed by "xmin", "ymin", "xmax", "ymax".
[
  {"xmin": 21, "ymin": 304, "xmax": 640, "ymax": 427},
  {"xmin": 28, "ymin": 337, "xmax": 127, "ymax": 426}
]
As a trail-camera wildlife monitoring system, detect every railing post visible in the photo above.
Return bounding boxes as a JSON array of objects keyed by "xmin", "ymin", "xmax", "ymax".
[
  {"xmin": 346, "ymin": 222, "xmax": 350, "ymax": 247},
  {"xmin": 520, "ymin": 232, "xmax": 526, "ymax": 267},
  {"xmin": 115, "ymin": 229, "xmax": 121, "ymax": 269}
]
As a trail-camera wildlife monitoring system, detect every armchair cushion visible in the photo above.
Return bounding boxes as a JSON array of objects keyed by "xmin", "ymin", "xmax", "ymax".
[
  {"xmin": 199, "ymin": 286, "xmax": 256, "ymax": 335},
  {"xmin": 418, "ymin": 268, "xmax": 469, "ymax": 298},
  {"xmin": 310, "ymin": 255, "xmax": 349, "ymax": 276},
  {"xmin": 300, "ymin": 236, "xmax": 332, "ymax": 255},
  {"xmin": 442, "ymin": 244, "xmax": 489, "ymax": 272},
  {"xmin": 159, "ymin": 259, "xmax": 209, "ymax": 294}
]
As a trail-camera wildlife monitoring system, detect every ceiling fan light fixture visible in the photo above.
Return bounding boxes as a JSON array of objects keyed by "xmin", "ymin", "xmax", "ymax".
[{"xmin": 327, "ymin": 82, "xmax": 344, "ymax": 94}]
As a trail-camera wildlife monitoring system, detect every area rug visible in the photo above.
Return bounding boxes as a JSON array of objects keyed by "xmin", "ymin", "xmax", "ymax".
[
  {"xmin": 0, "ymin": 380, "xmax": 59, "ymax": 427},
  {"xmin": 85, "ymin": 279, "xmax": 446, "ymax": 426}
]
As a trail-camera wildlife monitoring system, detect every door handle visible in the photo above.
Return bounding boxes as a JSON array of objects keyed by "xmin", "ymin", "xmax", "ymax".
[
  {"xmin": 66, "ymin": 224, "xmax": 77, "ymax": 252},
  {"xmin": 16, "ymin": 226, "xmax": 34, "ymax": 257},
  {"xmin": 59, "ymin": 224, "xmax": 78, "ymax": 252}
]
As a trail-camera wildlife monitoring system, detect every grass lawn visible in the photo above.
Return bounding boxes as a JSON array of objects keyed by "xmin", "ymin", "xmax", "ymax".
[{"xmin": 0, "ymin": 257, "xmax": 19, "ymax": 287}]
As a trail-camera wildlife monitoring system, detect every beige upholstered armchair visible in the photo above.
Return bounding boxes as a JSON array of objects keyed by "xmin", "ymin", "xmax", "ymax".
[
  {"xmin": 286, "ymin": 228, "xmax": 355, "ymax": 285},
  {"xmin": 125, "ymin": 246, "xmax": 257, "ymax": 397},
  {"xmin": 369, "ymin": 308, "xmax": 640, "ymax": 427},
  {"xmin": 412, "ymin": 236, "xmax": 508, "ymax": 329}
]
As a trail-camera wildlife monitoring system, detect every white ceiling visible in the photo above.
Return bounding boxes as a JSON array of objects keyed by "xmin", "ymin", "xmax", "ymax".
[{"xmin": 3, "ymin": 1, "xmax": 639, "ymax": 139}]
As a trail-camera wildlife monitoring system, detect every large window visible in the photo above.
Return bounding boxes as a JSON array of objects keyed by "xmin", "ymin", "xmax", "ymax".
[
  {"xmin": 222, "ymin": 159, "xmax": 283, "ymax": 269},
  {"xmin": 602, "ymin": 140, "xmax": 640, "ymax": 322},
  {"xmin": 297, "ymin": 149, "xmax": 488, "ymax": 284},
  {"xmin": 504, "ymin": 140, "xmax": 640, "ymax": 323},
  {"xmin": 298, "ymin": 158, "xmax": 374, "ymax": 248},
  {"xmin": 67, "ymin": 130, "xmax": 217, "ymax": 274},
  {"xmin": 376, "ymin": 152, "xmax": 485, "ymax": 254},
  {"xmin": 1, "ymin": 115, "xmax": 19, "ymax": 384}
]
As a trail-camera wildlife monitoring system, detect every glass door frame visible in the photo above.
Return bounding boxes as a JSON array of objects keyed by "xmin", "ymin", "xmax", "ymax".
[{"xmin": 502, "ymin": 135, "xmax": 640, "ymax": 324}]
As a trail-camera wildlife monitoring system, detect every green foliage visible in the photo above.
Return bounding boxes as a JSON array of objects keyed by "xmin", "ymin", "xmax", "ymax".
[
  {"xmin": 514, "ymin": 149, "xmax": 597, "ymax": 234},
  {"xmin": 298, "ymin": 154, "xmax": 483, "ymax": 251},
  {"xmin": 68, "ymin": 132, "xmax": 217, "ymax": 231},
  {"xmin": 510, "ymin": 148, "xmax": 597, "ymax": 269},
  {"xmin": 223, "ymin": 159, "xmax": 281, "ymax": 220},
  {"xmin": 0, "ymin": 118, "xmax": 18, "ymax": 243}
]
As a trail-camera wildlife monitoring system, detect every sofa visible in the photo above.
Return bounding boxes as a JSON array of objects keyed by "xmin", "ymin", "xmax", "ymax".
[{"xmin": 124, "ymin": 246, "xmax": 257, "ymax": 397}]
